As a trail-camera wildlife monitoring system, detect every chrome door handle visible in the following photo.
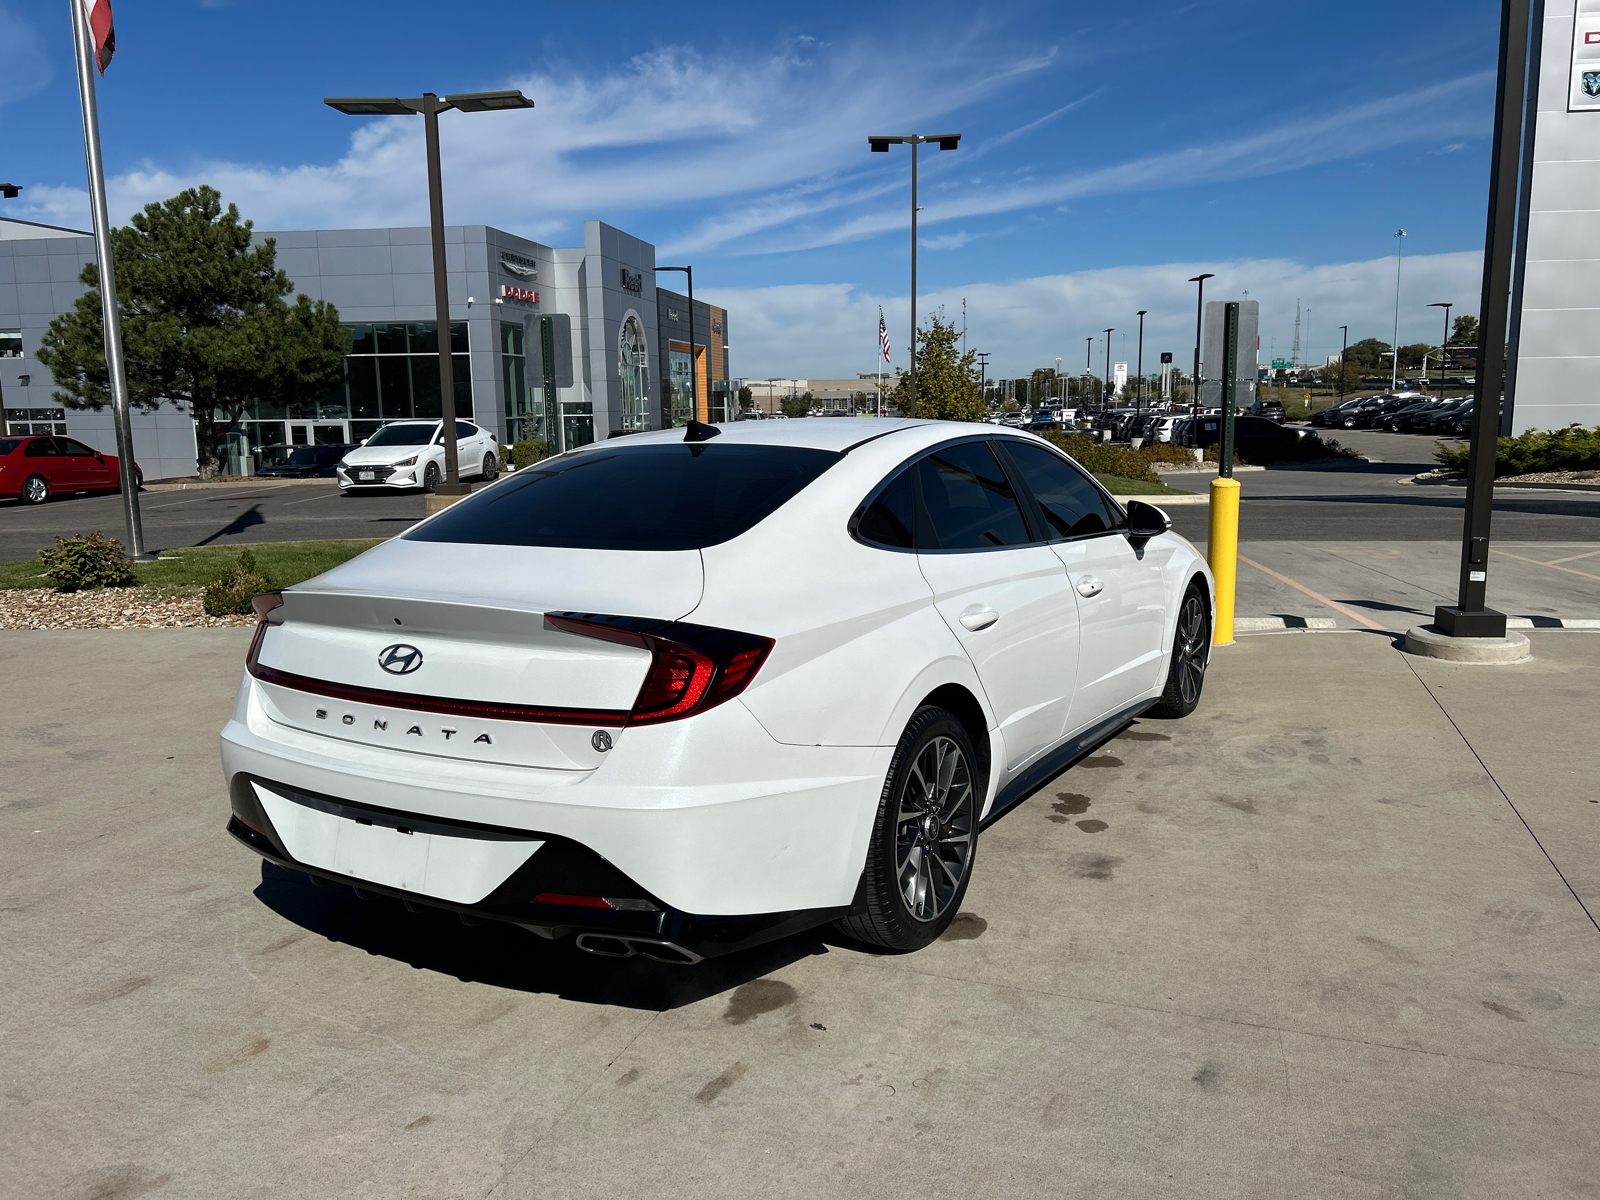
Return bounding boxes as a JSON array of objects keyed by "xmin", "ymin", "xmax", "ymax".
[
  {"xmin": 1076, "ymin": 576, "xmax": 1103, "ymax": 598},
  {"xmin": 959, "ymin": 607, "xmax": 1000, "ymax": 632}
]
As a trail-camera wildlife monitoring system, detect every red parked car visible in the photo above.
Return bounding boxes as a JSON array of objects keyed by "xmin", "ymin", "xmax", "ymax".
[{"xmin": 0, "ymin": 435, "xmax": 143, "ymax": 504}]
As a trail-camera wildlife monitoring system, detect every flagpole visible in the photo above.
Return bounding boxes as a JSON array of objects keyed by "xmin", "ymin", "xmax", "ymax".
[{"xmin": 70, "ymin": 0, "xmax": 149, "ymax": 560}]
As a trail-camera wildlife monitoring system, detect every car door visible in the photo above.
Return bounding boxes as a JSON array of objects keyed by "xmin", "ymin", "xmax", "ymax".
[
  {"xmin": 912, "ymin": 439, "xmax": 1081, "ymax": 775},
  {"xmin": 994, "ymin": 439, "xmax": 1170, "ymax": 734},
  {"xmin": 59, "ymin": 437, "xmax": 113, "ymax": 489},
  {"xmin": 23, "ymin": 437, "xmax": 73, "ymax": 492}
]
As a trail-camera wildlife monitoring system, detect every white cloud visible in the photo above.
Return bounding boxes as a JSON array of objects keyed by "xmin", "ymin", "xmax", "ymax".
[{"xmin": 708, "ymin": 250, "xmax": 1484, "ymax": 380}]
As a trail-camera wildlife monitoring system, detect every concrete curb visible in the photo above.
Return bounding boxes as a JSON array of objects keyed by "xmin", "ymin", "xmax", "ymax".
[
  {"xmin": 1496, "ymin": 480, "xmax": 1600, "ymax": 493},
  {"xmin": 1235, "ymin": 616, "xmax": 1339, "ymax": 632},
  {"xmin": 143, "ymin": 478, "xmax": 327, "ymax": 492},
  {"xmin": 1402, "ymin": 624, "xmax": 1533, "ymax": 664},
  {"xmin": 1110, "ymin": 494, "xmax": 1208, "ymax": 505}
]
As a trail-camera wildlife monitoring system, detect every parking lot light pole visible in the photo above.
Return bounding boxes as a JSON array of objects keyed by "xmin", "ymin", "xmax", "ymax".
[
  {"xmin": 325, "ymin": 90, "xmax": 534, "ymax": 500},
  {"xmin": 1429, "ymin": 302, "xmax": 1453, "ymax": 401},
  {"xmin": 1103, "ymin": 329, "xmax": 1114, "ymax": 405},
  {"xmin": 656, "ymin": 265, "xmax": 696, "ymax": 424},
  {"xmin": 1390, "ymin": 229, "xmax": 1407, "ymax": 393},
  {"xmin": 1188, "ymin": 273, "xmax": 1214, "ymax": 415},
  {"xmin": 868, "ymin": 133, "xmax": 961, "ymax": 415},
  {"xmin": 1135, "ymin": 310, "xmax": 1147, "ymax": 411},
  {"xmin": 1434, "ymin": 0, "xmax": 1532, "ymax": 640},
  {"xmin": 1338, "ymin": 324, "xmax": 1349, "ymax": 408}
]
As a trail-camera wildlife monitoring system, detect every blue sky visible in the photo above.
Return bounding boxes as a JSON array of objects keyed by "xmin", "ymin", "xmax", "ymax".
[{"xmin": 2, "ymin": 0, "xmax": 1504, "ymax": 378}]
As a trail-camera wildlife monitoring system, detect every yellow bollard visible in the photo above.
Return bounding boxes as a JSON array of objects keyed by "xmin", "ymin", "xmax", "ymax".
[{"xmin": 1207, "ymin": 476, "xmax": 1240, "ymax": 645}]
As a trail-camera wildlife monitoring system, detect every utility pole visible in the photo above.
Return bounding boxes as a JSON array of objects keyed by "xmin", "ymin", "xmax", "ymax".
[
  {"xmin": 1135, "ymin": 310, "xmax": 1147, "ymax": 411},
  {"xmin": 1188, "ymin": 273, "xmax": 1214, "ymax": 415},
  {"xmin": 1391, "ymin": 228, "xmax": 1407, "ymax": 392}
]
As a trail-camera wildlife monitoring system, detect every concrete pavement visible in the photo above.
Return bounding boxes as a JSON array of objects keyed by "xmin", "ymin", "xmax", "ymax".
[{"xmin": 3, "ymin": 628, "xmax": 1597, "ymax": 1199}]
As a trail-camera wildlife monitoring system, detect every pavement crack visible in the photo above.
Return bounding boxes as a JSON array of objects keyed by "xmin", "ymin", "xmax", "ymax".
[{"xmin": 1400, "ymin": 654, "xmax": 1600, "ymax": 938}]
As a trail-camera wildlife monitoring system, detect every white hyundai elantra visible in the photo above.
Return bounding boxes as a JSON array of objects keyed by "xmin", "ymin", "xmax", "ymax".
[{"xmin": 221, "ymin": 418, "xmax": 1213, "ymax": 962}]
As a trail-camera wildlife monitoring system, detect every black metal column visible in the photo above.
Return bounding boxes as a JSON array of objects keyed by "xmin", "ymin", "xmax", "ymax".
[
  {"xmin": 1218, "ymin": 302, "xmax": 1240, "ymax": 479},
  {"xmin": 1435, "ymin": 0, "xmax": 1531, "ymax": 639}
]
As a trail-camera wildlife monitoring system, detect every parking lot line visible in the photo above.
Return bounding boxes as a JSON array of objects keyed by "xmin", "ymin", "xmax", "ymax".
[
  {"xmin": 1540, "ymin": 548, "xmax": 1600, "ymax": 567},
  {"xmin": 283, "ymin": 491, "xmax": 342, "ymax": 506},
  {"xmin": 1493, "ymin": 547, "xmax": 1600, "ymax": 584},
  {"xmin": 1237, "ymin": 553, "xmax": 1387, "ymax": 629}
]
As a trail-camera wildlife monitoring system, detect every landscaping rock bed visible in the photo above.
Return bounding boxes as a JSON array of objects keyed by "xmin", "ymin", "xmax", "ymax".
[{"xmin": 0, "ymin": 587, "xmax": 253, "ymax": 630}]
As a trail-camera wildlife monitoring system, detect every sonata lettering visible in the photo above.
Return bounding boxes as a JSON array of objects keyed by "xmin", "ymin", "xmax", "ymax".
[
  {"xmin": 312, "ymin": 708, "xmax": 493, "ymax": 746},
  {"xmin": 406, "ymin": 726, "xmax": 423, "ymax": 736},
  {"xmin": 373, "ymin": 719, "xmax": 387, "ymax": 731}
]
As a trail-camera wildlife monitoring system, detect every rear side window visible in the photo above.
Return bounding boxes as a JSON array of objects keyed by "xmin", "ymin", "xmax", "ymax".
[
  {"xmin": 916, "ymin": 441, "xmax": 1031, "ymax": 550},
  {"xmin": 1000, "ymin": 441, "xmax": 1119, "ymax": 539},
  {"xmin": 856, "ymin": 467, "xmax": 917, "ymax": 549},
  {"xmin": 407, "ymin": 443, "xmax": 841, "ymax": 551}
]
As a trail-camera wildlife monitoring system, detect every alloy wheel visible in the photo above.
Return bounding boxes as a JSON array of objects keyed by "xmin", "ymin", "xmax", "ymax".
[
  {"xmin": 22, "ymin": 476, "xmax": 48, "ymax": 504},
  {"xmin": 895, "ymin": 736, "xmax": 974, "ymax": 923},
  {"xmin": 1174, "ymin": 592, "xmax": 1209, "ymax": 705}
]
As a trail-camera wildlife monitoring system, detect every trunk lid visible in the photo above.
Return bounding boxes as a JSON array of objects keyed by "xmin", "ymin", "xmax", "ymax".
[{"xmin": 250, "ymin": 539, "xmax": 703, "ymax": 769}]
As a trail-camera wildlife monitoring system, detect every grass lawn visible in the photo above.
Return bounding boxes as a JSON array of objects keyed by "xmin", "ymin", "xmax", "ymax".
[
  {"xmin": 1095, "ymin": 474, "xmax": 1197, "ymax": 496},
  {"xmin": 0, "ymin": 538, "xmax": 386, "ymax": 593}
]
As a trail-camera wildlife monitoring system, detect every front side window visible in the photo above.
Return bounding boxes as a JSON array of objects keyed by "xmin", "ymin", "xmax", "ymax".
[
  {"xmin": 999, "ymin": 441, "xmax": 1119, "ymax": 539},
  {"xmin": 915, "ymin": 441, "xmax": 1031, "ymax": 550},
  {"xmin": 407, "ymin": 443, "xmax": 841, "ymax": 551}
]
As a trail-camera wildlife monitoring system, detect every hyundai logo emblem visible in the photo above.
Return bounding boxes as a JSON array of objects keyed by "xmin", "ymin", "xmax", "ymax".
[
  {"xmin": 591, "ymin": 730, "xmax": 613, "ymax": 753},
  {"xmin": 378, "ymin": 644, "xmax": 424, "ymax": 675}
]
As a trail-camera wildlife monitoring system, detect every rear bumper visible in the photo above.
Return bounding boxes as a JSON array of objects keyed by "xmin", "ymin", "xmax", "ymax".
[
  {"xmin": 220, "ymin": 674, "xmax": 888, "ymax": 918},
  {"xmin": 226, "ymin": 774, "xmax": 843, "ymax": 960}
]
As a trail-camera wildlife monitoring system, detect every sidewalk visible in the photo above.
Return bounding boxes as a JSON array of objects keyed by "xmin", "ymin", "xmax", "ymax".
[{"xmin": 1, "ymin": 629, "xmax": 1596, "ymax": 1198}]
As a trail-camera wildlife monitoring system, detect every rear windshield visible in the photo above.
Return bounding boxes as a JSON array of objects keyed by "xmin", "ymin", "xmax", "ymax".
[
  {"xmin": 0, "ymin": 439, "xmax": 21, "ymax": 456},
  {"xmin": 406, "ymin": 443, "xmax": 842, "ymax": 551},
  {"xmin": 366, "ymin": 424, "xmax": 434, "ymax": 447}
]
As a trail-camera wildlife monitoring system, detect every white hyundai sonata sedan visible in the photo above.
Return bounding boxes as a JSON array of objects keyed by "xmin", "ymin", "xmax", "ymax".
[{"xmin": 221, "ymin": 418, "xmax": 1214, "ymax": 962}]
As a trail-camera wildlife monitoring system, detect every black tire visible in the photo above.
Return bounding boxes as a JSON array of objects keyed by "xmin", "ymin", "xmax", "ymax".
[
  {"xmin": 422, "ymin": 462, "xmax": 440, "ymax": 493},
  {"xmin": 481, "ymin": 452, "xmax": 499, "ymax": 481},
  {"xmin": 1148, "ymin": 583, "xmax": 1211, "ymax": 719},
  {"xmin": 834, "ymin": 706, "xmax": 979, "ymax": 952},
  {"xmin": 20, "ymin": 474, "xmax": 49, "ymax": 505},
  {"xmin": 117, "ymin": 466, "xmax": 143, "ymax": 494}
]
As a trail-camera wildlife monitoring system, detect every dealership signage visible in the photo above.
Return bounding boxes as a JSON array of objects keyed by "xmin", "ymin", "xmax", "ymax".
[
  {"xmin": 620, "ymin": 268, "xmax": 643, "ymax": 294},
  {"xmin": 500, "ymin": 284, "xmax": 539, "ymax": 305},
  {"xmin": 499, "ymin": 251, "xmax": 537, "ymax": 279},
  {"xmin": 1573, "ymin": 14, "xmax": 1600, "ymax": 110}
]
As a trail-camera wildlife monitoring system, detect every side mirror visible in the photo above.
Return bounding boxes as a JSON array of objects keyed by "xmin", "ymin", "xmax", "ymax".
[{"xmin": 1124, "ymin": 499, "xmax": 1171, "ymax": 547}]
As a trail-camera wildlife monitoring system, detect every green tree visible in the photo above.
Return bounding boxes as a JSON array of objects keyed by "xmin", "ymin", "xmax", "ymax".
[
  {"xmin": 1398, "ymin": 342, "xmax": 1434, "ymax": 370},
  {"xmin": 1321, "ymin": 360, "xmax": 1364, "ymax": 394},
  {"xmin": 888, "ymin": 310, "xmax": 983, "ymax": 421},
  {"xmin": 780, "ymin": 389, "xmax": 811, "ymax": 419},
  {"xmin": 1343, "ymin": 337, "xmax": 1390, "ymax": 369},
  {"xmin": 36, "ymin": 186, "xmax": 348, "ymax": 477},
  {"xmin": 737, "ymin": 384, "xmax": 753, "ymax": 412},
  {"xmin": 1449, "ymin": 315, "xmax": 1479, "ymax": 345}
]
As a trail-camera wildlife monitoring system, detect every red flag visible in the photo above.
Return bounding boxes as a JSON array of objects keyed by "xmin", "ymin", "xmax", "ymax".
[{"xmin": 82, "ymin": 0, "xmax": 115, "ymax": 73}]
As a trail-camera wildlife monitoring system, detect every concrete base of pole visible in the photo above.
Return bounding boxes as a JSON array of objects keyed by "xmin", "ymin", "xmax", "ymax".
[
  {"xmin": 1402, "ymin": 625, "xmax": 1532, "ymax": 664},
  {"xmin": 424, "ymin": 488, "xmax": 472, "ymax": 515}
]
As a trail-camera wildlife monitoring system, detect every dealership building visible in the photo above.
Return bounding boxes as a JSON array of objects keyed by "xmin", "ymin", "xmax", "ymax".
[{"xmin": 0, "ymin": 215, "xmax": 729, "ymax": 478}]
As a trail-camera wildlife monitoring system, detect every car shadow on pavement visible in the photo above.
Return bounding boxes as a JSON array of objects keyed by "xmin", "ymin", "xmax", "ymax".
[{"xmin": 253, "ymin": 861, "xmax": 830, "ymax": 1010}]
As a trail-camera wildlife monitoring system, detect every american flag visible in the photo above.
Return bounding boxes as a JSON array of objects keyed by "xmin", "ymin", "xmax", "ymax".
[
  {"xmin": 879, "ymin": 308, "xmax": 891, "ymax": 364},
  {"xmin": 82, "ymin": 0, "xmax": 115, "ymax": 73}
]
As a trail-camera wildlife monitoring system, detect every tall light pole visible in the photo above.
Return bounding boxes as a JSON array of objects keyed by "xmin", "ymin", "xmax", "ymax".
[
  {"xmin": 868, "ymin": 133, "xmax": 962, "ymax": 415},
  {"xmin": 1428, "ymin": 302, "xmax": 1453, "ymax": 400},
  {"xmin": 1103, "ymin": 328, "xmax": 1115, "ymax": 405},
  {"xmin": 326, "ymin": 90, "xmax": 534, "ymax": 498},
  {"xmin": 1135, "ymin": 310, "xmax": 1147, "ymax": 411},
  {"xmin": 1054, "ymin": 357, "xmax": 1061, "ymax": 404},
  {"xmin": 1189, "ymin": 273, "xmax": 1214, "ymax": 415},
  {"xmin": 657, "ymin": 265, "xmax": 697, "ymax": 425},
  {"xmin": 1085, "ymin": 336, "xmax": 1094, "ymax": 405},
  {"xmin": 1338, "ymin": 324, "xmax": 1349, "ymax": 409},
  {"xmin": 1390, "ymin": 228, "xmax": 1407, "ymax": 392},
  {"xmin": 976, "ymin": 351, "xmax": 990, "ymax": 408}
]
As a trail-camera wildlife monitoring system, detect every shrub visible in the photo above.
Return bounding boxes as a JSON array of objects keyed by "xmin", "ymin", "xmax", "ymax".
[
  {"xmin": 1041, "ymin": 432, "xmax": 1160, "ymax": 484},
  {"xmin": 1433, "ymin": 423, "xmax": 1600, "ymax": 476},
  {"xmin": 202, "ymin": 547, "xmax": 275, "ymax": 616},
  {"xmin": 504, "ymin": 439, "xmax": 549, "ymax": 470},
  {"xmin": 37, "ymin": 532, "xmax": 138, "ymax": 592}
]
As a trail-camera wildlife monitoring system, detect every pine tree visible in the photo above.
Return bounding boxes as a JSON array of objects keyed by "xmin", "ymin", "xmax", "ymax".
[
  {"xmin": 36, "ymin": 186, "xmax": 348, "ymax": 477},
  {"xmin": 889, "ymin": 310, "xmax": 984, "ymax": 421}
]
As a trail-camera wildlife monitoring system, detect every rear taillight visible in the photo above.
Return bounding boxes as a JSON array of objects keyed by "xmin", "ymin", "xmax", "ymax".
[{"xmin": 545, "ymin": 612, "xmax": 774, "ymax": 726}]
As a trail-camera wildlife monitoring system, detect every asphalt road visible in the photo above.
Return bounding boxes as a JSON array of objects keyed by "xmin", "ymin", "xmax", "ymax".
[{"xmin": 0, "ymin": 428, "xmax": 1594, "ymax": 559}]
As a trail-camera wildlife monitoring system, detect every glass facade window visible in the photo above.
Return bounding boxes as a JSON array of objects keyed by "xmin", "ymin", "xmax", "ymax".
[
  {"xmin": 501, "ymin": 321, "xmax": 545, "ymax": 444},
  {"xmin": 669, "ymin": 348, "xmax": 693, "ymax": 427},
  {"xmin": 0, "ymin": 330, "xmax": 22, "ymax": 358},
  {"xmin": 3, "ymin": 407, "xmax": 67, "ymax": 436},
  {"xmin": 617, "ymin": 315, "xmax": 651, "ymax": 431}
]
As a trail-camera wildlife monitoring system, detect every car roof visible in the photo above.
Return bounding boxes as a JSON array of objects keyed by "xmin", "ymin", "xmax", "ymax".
[{"xmin": 578, "ymin": 417, "xmax": 932, "ymax": 455}]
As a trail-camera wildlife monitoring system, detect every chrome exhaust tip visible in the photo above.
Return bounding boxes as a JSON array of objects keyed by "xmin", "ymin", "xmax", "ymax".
[{"xmin": 574, "ymin": 933, "xmax": 704, "ymax": 965}]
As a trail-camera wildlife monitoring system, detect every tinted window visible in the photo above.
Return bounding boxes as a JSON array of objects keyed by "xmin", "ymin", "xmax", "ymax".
[
  {"xmin": 407, "ymin": 443, "xmax": 841, "ymax": 551},
  {"xmin": 1000, "ymin": 441, "xmax": 1118, "ymax": 539},
  {"xmin": 25, "ymin": 438, "xmax": 58, "ymax": 457},
  {"xmin": 284, "ymin": 447, "xmax": 322, "ymax": 465},
  {"xmin": 59, "ymin": 438, "xmax": 98, "ymax": 456},
  {"xmin": 0, "ymin": 439, "xmax": 21, "ymax": 456},
  {"xmin": 366, "ymin": 423, "xmax": 434, "ymax": 447},
  {"xmin": 856, "ymin": 467, "xmax": 917, "ymax": 549},
  {"xmin": 916, "ymin": 441, "xmax": 1031, "ymax": 550}
]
